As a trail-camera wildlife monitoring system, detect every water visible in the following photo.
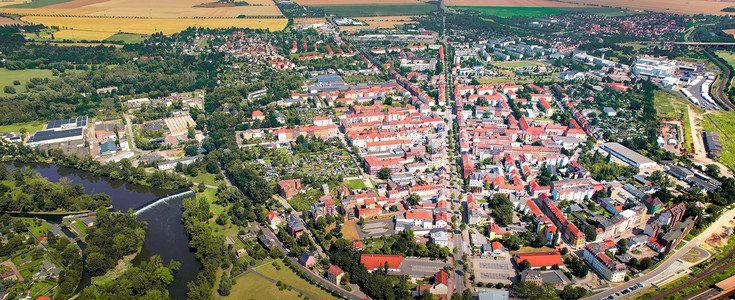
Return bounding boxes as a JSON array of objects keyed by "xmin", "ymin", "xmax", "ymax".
[{"xmin": 3, "ymin": 161, "xmax": 199, "ymax": 299}]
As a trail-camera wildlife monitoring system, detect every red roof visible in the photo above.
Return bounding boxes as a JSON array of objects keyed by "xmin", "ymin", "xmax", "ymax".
[
  {"xmin": 435, "ymin": 270, "xmax": 449, "ymax": 285},
  {"xmin": 405, "ymin": 210, "xmax": 433, "ymax": 220},
  {"xmin": 513, "ymin": 251, "xmax": 563, "ymax": 268},
  {"xmin": 353, "ymin": 241, "xmax": 364, "ymax": 249},
  {"xmin": 360, "ymin": 254, "xmax": 403, "ymax": 270},
  {"xmin": 492, "ymin": 241, "xmax": 503, "ymax": 251},
  {"xmin": 328, "ymin": 264, "xmax": 344, "ymax": 276}
]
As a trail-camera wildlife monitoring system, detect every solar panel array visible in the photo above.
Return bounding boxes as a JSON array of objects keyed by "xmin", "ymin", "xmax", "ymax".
[
  {"xmin": 28, "ymin": 128, "xmax": 84, "ymax": 143},
  {"xmin": 47, "ymin": 116, "xmax": 88, "ymax": 129}
]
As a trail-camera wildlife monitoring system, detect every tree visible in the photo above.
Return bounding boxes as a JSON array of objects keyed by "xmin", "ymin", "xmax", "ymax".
[
  {"xmin": 617, "ymin": 239, "xmax": 627, "ymax": 254},
  {"xmin": 519, "ymin": 259, "xmax": 531, "ymax": 271},
  {"xmin": 639, "ymin": 257, "xmax": 654, "ymax": 269},
  {"xmin": 629, "ymin": 257, "xmax": 638, "ymax": 269},
  {"xmin": 218, "ymin": 274, "xmax": 232, "ymax": 296},
  {"xmin": 12, "ymin": 80, "xmax": 20, "ymax": 86},
  {"xmin": 409, "ymin": 193, "xmax": 422, "ymax": 206},
  {"xmin": 583, "ymin": 226, "xmax": 597, "ymax": 242},
  {"xmin": 560, "ymin": 285, "xmax": 588, "ymax": 300},
  {"xmin": 378, "ymin": 167, "xmax": 391, "ymax": 180},
  {"xmin": 3, "ymin": 86, "xmax": 15, "ymax": 94}
]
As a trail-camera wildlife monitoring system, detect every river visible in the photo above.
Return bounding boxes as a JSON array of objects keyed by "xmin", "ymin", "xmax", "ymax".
[{"xmin": 3, "ymin": 161, "xmax": 199, "ymax": 299}]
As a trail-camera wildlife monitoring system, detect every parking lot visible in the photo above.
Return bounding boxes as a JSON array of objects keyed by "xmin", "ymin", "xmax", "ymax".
[
  {"xmin": 358, "ymin": 218, "xmax": 395, "ymax": 239},
  {"xmin": 398, "ymin": 257, "xmax": 449, "ymax": 277},
  {"xmin": 472, "ymin": 257, "xmax": 515, "ymax": 285}
]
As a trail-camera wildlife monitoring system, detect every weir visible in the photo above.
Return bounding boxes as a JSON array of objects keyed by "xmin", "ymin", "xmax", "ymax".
[{"xmin": 134, "ymin": 189, "xmax": 195, "ymax": 215}]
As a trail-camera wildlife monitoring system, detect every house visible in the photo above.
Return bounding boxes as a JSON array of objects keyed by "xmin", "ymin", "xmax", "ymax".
[
  {"xmin": 360, "ymin": 254, "xmax": 403, "ymax": 272},
  {"xmin": 431, "ymin": 270, "xmax": 450, "ymax": 295},
  {"xmin": 0, "ymin": 269, "xmax": 16, "ymax": 281},
  {"xmin": 259, "ymin": 234, "xmax": 279, "ymax": 250},
  {"xmin": 277, "ymin": 179, "xmax": 302, "ymax": 200},
  {"xmin": 583, "ymin": 242, "xmax": 627, "ymax": 282},
  {"xmin": 492, "ymin": 241, "xmax": 506, "ymax": 256},
  {"xmin": 522, "ymin": 270, "xmax": 543, "ymax": 286},
  {"xmin": 299, "ymin": 252, "xmax": 316, "ymax": 267},
  {"xmin": 513, "ymin": 251, "xmax": 564, "ymax": 269},
  {"xmin": 430, "ymin": 228, "xmax": 450, "ymax": 247},
  {"xmin": 267, "ymin": 211, "xmax": 282, "ymax": 226},
  {"xmin": 643, "ymin": 196, "xmax": 663, "ymax": 214},
  {"xmin": 286, "ymin": 214, "xmax": 306, "ymax": 238},
  {"xmin": 327, "ymin": 264, "xmax": 344, "ymax": 285}
]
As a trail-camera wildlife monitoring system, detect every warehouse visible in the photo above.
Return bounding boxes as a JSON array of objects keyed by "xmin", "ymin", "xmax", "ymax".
[
  {"xmin": 600, "ymin": 142, "xmax": 657, "ymax": 169},
  {"xmin": 702, "ymin": 131, "xmax": 722, "ymax": 158}
]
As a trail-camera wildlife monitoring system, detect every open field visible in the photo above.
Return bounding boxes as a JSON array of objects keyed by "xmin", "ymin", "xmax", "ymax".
[
  {"xmin": 702, "ymin": 110, "xmax": 735, "ymax": 171},
  {"xmin": 0, "ymin": 16, "xmax": 24, "ymax": 25},
  {"xmin": 293, "ymin": 17, "xmax": 327, "ymax": 24},
  {"xmin": 716, "ymin": 51, "xmax": 735, "ymax": 68},
  {"xmin": 0, "ymin": 68, "xmax": 54, "ymax": 96},
  {"xmin": 6, "ymin": 0, "xmax": 74, "ymax": 8},
  {"xmin": 296, "ymin": 0, "xmax": 422, "ymax": 4},
  {"xmin": 225, "ymin": 272, "xmax": 303, "ymax": 300},
  {"xmin": 341, "ymin": 219, "xmax": 360, "ymax": 241},
  {"xmin": 452, "ymin": 5, "xmax": 628, "ymax": 17},
  {"xmin": 0, "ymin": 0, "xmax": 284, "ymax": 17},
  {"xmin": 446, "ymin": 0, "xmax": 585, "ymax": 6},
  {"xmin": 0, "ymin": 120, "xmax": 45, "ymax": 134},
  {"xmin": 52, "ymin": 29, "xmax": 113, "ymax": 40},
  {"xmin": 0, "ymin": 0, "xmax": 31, "ymax": 7},
  {"xmin": 726, "ymin": 29, "xmax": 735, "ymax": 38},
  {"xmin": 554, "ymin": 0, "xmax": 734, "ymax": 15},
  {"xmin": 310, "ymin": 3, "xmax": 436, "ymax": 17},
  {"xmin": 21, "ymin": 16, "xmax": 289, "ymax": 34},
  {"xmin": 256, "ymin": 263, "xmax": 340, "ymax": 300},
  {"xmin": 494, "ymin": 60, "xmax": 545, "ymax": 68},
  {"xmin": 104, "ymin": 32, "xmax": 147, "ymax": 43},
  {"xmin": 343, "ymin": 15, "xmax": 417, "ymax": 29}
]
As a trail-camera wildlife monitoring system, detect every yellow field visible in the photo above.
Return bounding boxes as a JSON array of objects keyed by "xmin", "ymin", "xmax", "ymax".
[
  {"xmin": 726, "ymin": 29, "xmax": 735, "ymax": 37},
  {"xmin": 52, "ymin": 29, "xmax": 113, "ymax": 40},
  {"xmin": 22, "ymin": 16, "xmax": 289, "ymax": 34},
  {"xmin": 0, "ymin": 0, "xmax": 28, "ymax": 7},
  {"xmin": 0, "ymin": 0, "xmax": 284, "ymax": 17},
  {"xmin": 554, "ymin": 0, "xmax": 733, "ymax": 14},
  {"xmin": 293, "ymin": 17, "xmax": 327, "ymax": 24}
]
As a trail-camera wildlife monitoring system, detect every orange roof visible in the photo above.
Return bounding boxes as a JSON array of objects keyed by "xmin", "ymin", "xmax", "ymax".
[
  {"xmin": 435, "ymin": 270, "xmax": 449, "ymax": 285},
  {"xmin": 513, "ymin": 251, "xmax": 563, "ymax": 268},
  {"xmin": 360, "ymin": 254, "xmax": 403, "ymax": 270},
  {"xmin": 328, "ymin": 264, "xmax": 344, "ymax": 276},
  {"xmin": 492, "ymin": 241, "xmax": 503, "ymax": 251},
  {"xmin": 405, "ymin": 210, "xmax": 433, "ymax": 220}
]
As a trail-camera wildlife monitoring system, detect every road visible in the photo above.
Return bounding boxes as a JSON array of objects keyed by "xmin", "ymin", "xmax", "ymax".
[
  {"xmin": 123, "ymin": 113, "xmax": 140, "ymax": 153},
  {"xmin": 584, "ymin": 207, "xmax": 735, "ymax": 300},
  {"xmin": 686, "ymin": 106, "xmax": 733, "ymax": 177}
]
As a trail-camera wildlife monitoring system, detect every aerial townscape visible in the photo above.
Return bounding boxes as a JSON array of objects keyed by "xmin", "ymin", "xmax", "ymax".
[{"xmin": 4, "ymin": 0, "xmax": 735, "ymax": 300}]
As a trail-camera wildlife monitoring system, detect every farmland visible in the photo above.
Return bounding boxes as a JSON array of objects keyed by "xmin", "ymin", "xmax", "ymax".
[
  {"xmin": 451, "ymin": 5, "xmax": 627, "ymax": 17},
  {"xmin": 346, "ymin": 15, "xmax": 417, "ymax": 29},
  {"xmin": 0, "ymin": 0, "xmax": 284, "ymax": 17},
  {"xmin": 446, "ymin": 0, "xmax": 585, "ymax": 7},
  {"xmin": 554, "ymin": 0, "xmax": 733, "ymax": 15},
  {"xmin": 296, "ymin": 0, "xmax": 422, "ymax": 4},
  {"xmin": 6, "ymin": 0, "xmax": 74, "ymax": 8},
  {"xmin": 21, "ymin": 16, "xmax": 289, "ymax": 35},
  {"xmin": 52, "ymin": 29, "xmax": 113, "ymax": 41},
  {"xmin": 310, "ymin": 3, "xmax": 436, "ymax": 17},
  {"xmin": 0, "ymin": 16, "xmax": 24, "ymax": 25}
]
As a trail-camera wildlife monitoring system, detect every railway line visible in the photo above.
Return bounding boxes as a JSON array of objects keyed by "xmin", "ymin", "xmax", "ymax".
[{"xmin": 650, "ymin": 246, "xmax": 735, "ymax": 300}]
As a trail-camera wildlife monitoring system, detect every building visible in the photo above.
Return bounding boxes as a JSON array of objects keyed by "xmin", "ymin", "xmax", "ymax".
[
  {"xmin": 431, "ymin": 270, "xmax": 450, "ymax": 295},
  {"xmin": 600, "ymin": 142, "xmax": 657, "ymax": 169},
  {"xmin": 584, "ymin": 242, "xmax": 627, "ymax": 282},
  {"xmin": 492, "ymin": 241, "xmax": 506, "ymax": 256},
  {"xmin": 266, "ymin": 211, "xmax": 282, "ymax": 226},
  {"xmin": 327, "ymin": 264, "xmax": 344, "ymax": 285},
  {"xmin": 360, "ymin": 254, "xmax": 403, "ymax": 272},
  {"xmin": 539, "ymin": 194, "xmax": 585, "ymax": 248},
  {"xmin": 277, "ymin": 179, "xmax": 302, "ymax": 200},
  {"xmin": 513, "ymin": 251, "xmax": 564, "ymax": 269},
  {"xmin": 298, "ymin": 252, "xmax": 316, "ymax": 267},
  {"xmin": 522, "ymin": 270, "xmax": 543, "ymax": 286},
  {"xmin": 642, "ymin": 196, "xmax": 663, "ymax": 214},
  {"xmin": 26, "ymin": 117, "xmax": 88, "ymax": 154},
  {"xmin": 703, "ymin": 131, "xmax": 723, "ymax": 158},
  {"xmin": 478, "ymin": 289, "xmax": 509, "ymax": 300},
  {"xmin": 286, "ymin": 214, "xmax": 306, "ymax": 238}
]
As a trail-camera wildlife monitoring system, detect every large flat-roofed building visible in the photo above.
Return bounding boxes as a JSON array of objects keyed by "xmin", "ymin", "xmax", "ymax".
[
  {"xmin": 27, "ymin": 117, "xmax": 88, "ymax": 149},
  {"xmin": 600, "ymin": 142, "xmax": 656, "ymax": 169},
  {"xmin": 702, "ymin": 131, "xmax": 723, "ymax": 158}
]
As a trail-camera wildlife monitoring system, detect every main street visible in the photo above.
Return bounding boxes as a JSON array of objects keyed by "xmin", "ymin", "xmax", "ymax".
[{"xmin": 584, "ymin": 207, "xmax": 735, "ymax": 299}]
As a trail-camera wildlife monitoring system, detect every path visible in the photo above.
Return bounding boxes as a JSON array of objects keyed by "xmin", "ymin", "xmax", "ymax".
[{"xmin": 584, "ymin": 207, "xmax": 735, "ymax": 299}]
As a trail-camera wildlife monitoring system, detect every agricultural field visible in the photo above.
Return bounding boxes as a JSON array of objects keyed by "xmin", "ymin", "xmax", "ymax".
[
  {"xmin": 20, "ymin": 16, "xmax": 289, "ymax": 35},
  {"xmin": 347, "ymin": 15, "xmax": 417, "ymax": 29},
  {"xmin": 702, "ymin": 110, "xmax": 735, "ymax": 171},
  {"xmin": 309, "ymin": 3, "xmax": 436, "ymax": 17},
  {"xmin": 0, "ymin": 0, "xmax": 283, "ymax": 17},
  {"xmin": 6, "ymin": 0, "xmax": 74, "ymax": 8},
  {"xmin": 296, "ymin": 0, "xmax": 423, "ymax": 4},
  {"xmin": 104, "ymin": 32, "xmax": 148, "ymax": 43},
  {"xmin": 725, "ymin": 29, "xmax": 735, "ymax": 38},
  {"xmin": 0, "ymin": 68, "xmax": 54, "ymax": 96},
  {"xmin": 0, "ymin": 16, "xmax": 24, "ymax": 25},
  {"xmin": 52, "ymin": 29, "xmax": 113, "ymax": 41},
  {"xmin": 451, "ymin": 5, "xmax": 627, "ymax": 17},
  {"xmin": 555, "ymin": 0, "xmax": 733, "ymax": 15},
  {"xmin": 446, "ymin": 0, "xmax": 585, "ymax": 7}
]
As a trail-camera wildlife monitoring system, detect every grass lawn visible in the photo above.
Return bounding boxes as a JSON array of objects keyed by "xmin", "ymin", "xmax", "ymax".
[
  {"xmin": 310, "ymin": 3, "xmax": 437, "ymax": 17},
  {"xmin": 0, "ymin": 120, "xmax": 45, "ymax": 135},
  {"xmin": 288, "ymin": 188, "xmax": 322, "ymax": 211},
  {"xmin": 716, "ymin": 51, "xmax": 735, "ymax": 68},
  {"xmin": 225, "ymin": 272, "xmax": 303, "ymax": 300},
  {"xmin": 188, "ymin": 172, "xmax": 222, "ymax": 186},
  {"xmin": 341, "ymin": 220, "xmax": 360, "ymax": 241},
  {"xmin": 343, "ymin": 178, "xmax": 366, "ymax": 190},
  {"xmin": 91, "ymin": 252, "xmax": 137, "ymax": 285},
  {"xmin": 104, "ymin": 33, "xmax": 148, "ymax": 44},
  {"xmin": 257, "ymin": 263, "xmax": 340, "ymax": 300},
  {"xmin": 71, "ymin": 219, "xmax": 89, "ymax": 238},
  {"xmin": 197, "ymin": 188, "xmax": 242, "ymax": 238},
  {"xmin": 475, "ymin": 77, "xmax": 518, "ymax": 84},
  {"xmin": 0, "ymin": 68, "xmax": 54, "ymax": 96},
  {"xmin": 6, "ymin": 0, "xmax": 73, "ymax": 8},
  {"xmin": 494, "ymin": 61, "xmax": 542, "ymax": 68},
  {"xmin": 702, "ymin": 110, "xmax": 735, "ymax": 171}
]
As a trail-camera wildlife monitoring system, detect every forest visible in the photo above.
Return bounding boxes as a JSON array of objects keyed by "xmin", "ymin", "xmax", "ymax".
[{"xmin": 84, "ymin": 208, "xmax": 147, "ymax": 277}]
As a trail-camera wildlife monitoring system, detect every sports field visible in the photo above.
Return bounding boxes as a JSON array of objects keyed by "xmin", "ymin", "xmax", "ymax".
[
  {"xmin": 310, "ymin": 3, "xmax": 436, "ymax": 17},
  {"xmin": 21, "ymin": 16, "xmax": 289, "ymax": 34}
]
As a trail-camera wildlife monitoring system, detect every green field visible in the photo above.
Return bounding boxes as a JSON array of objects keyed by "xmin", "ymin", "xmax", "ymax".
[
  {"xmin": 0, "ymin": 120, "xmax": 45, "ymax": 134},
  {"xmin": 0, "ymin": 68, "xmax": 54, "ymax": 96},
  {"xmin": 702, "ymin": 110, "xmax": 735, "ymax": 171},
  {"xmin": 451, "ymin": 6, "xmax": 627, "ymax": 18},
  {"xmin": 310, "ymin": 3, "xmax": 437, "ymax": 17},
  {"xmin": 256, "ymin": 263, "xmax": 340, "ymax": 300},
  {"xmin": 104, "ymin": 33, "xmax": 148, "ymax": 44},
  {"xmin": 344, "ymin": 178, "xmax": 367, "ymax": 190},
  {"xmin": 225, "ymin": 272, "xmax": 303, "ymax": 300},
  {"xmin": 654, "ymin": 91, "xmax": 702, "ymax": 152},
  {"xmin": 6, "ymin": 0, "xmax": 73, "ymax": 8},
  {"xmin": 495, "ymin": 61, "xmax": 541, "ymax": 68},
  {"xmin": 716, "ymin": 51, "xmax": 735, "ymax": 67}
]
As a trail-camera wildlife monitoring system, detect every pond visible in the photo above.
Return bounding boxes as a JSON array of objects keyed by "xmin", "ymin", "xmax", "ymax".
[{"xmin": 3, "ymin": 161, "xmax": 199, "ymax": 299}]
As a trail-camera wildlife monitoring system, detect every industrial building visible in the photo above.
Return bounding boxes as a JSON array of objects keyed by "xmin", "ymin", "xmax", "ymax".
[
  {"xmin": 702, "ymin": 131, "xmax": 723, "ymax": 158},
  {"xmin": 600, "ymin": 142, "xmax": 657, "ymax": 169},
  {"xmin": 26, "ymin": 117, "xmax": 89, "ymax": 155}
]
